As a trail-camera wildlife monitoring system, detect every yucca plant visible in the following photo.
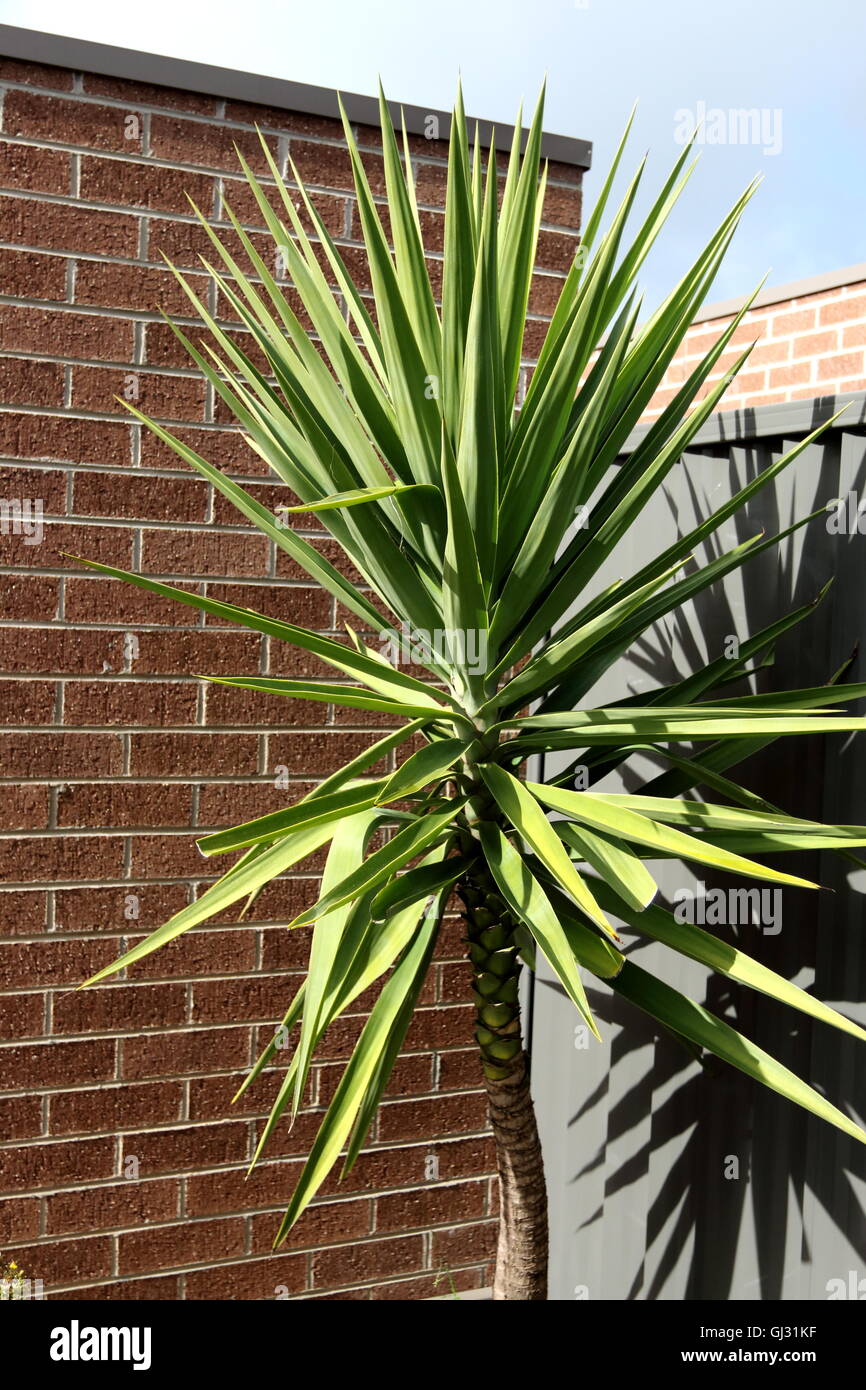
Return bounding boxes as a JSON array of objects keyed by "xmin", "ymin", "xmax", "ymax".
[{"xmin": 71, "ymin": 86, "xmax": 866, "ymax": 1301}]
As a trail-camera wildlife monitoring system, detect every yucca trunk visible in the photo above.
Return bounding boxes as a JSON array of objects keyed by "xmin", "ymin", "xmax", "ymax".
[{"xmin": 461, "ymin": 876, "xmax": 548, "ymax": 1300}]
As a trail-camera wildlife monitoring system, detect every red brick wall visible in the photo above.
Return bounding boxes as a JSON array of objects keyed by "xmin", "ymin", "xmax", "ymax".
[
  {"xmin": 0, "ymin": 56, "xmax": 583, "ymax": 1298},
  {"xmin": 643, "ymin": 271, "xmax": 866, "ymax": 421}
]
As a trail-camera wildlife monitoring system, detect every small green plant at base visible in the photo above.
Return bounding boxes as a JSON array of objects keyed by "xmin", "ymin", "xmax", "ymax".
[
  {"xmin": 0, "ymin": 1258, "xmax": 36, "ymax": 1301},
  {"xmin": 433, "ymin": 1264, "xmax": 464, "ymax": 1300}
]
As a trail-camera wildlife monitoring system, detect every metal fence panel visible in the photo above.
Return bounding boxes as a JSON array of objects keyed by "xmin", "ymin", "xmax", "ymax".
[{"xmin": 532, "ymin": 397, "xmax": 866, "ymax": 1301}]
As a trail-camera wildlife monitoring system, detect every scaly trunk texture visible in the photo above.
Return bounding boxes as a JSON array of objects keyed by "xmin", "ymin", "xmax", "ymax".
[{"xmin": 460, "ymin": 875, "xmax": 548, "ymax": 1301}]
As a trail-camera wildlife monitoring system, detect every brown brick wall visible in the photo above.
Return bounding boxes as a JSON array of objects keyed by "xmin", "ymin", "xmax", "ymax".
[
  {"xmin": 642, "ymin": 274, "xmax": 866, "ymax": 420},
  {"xmin": 0, "ymin": 56, "xmax": 584, "ymax": 1298}
]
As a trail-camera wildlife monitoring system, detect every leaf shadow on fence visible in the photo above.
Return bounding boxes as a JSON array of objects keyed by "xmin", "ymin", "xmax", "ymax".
[{"xmin": 540, "ymin": 408, "xmax": 866, "ymax": 1299}]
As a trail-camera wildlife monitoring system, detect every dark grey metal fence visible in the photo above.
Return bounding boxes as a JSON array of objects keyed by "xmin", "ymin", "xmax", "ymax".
[{"xmin": 531, "ymin": 391, "xmax": 866, "ymax": 1301}]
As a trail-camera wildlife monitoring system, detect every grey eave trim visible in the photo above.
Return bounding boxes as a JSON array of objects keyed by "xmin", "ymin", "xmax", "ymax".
[
  {"xmin": 690, "ymin": 264, "xmax": 866, "ymax": 328},
  {"xmin": 0, "ymin": 24, "xmax": 592, "ymax": 170},
  {"xmin": 620, "ymin": 391, "xmax": 866, "ymax": 455}
]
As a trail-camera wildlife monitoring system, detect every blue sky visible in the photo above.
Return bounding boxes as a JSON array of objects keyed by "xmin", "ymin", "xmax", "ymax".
[{"xmin": 3, "ymin": 0, "xmax": 864, "ymax": 312}]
